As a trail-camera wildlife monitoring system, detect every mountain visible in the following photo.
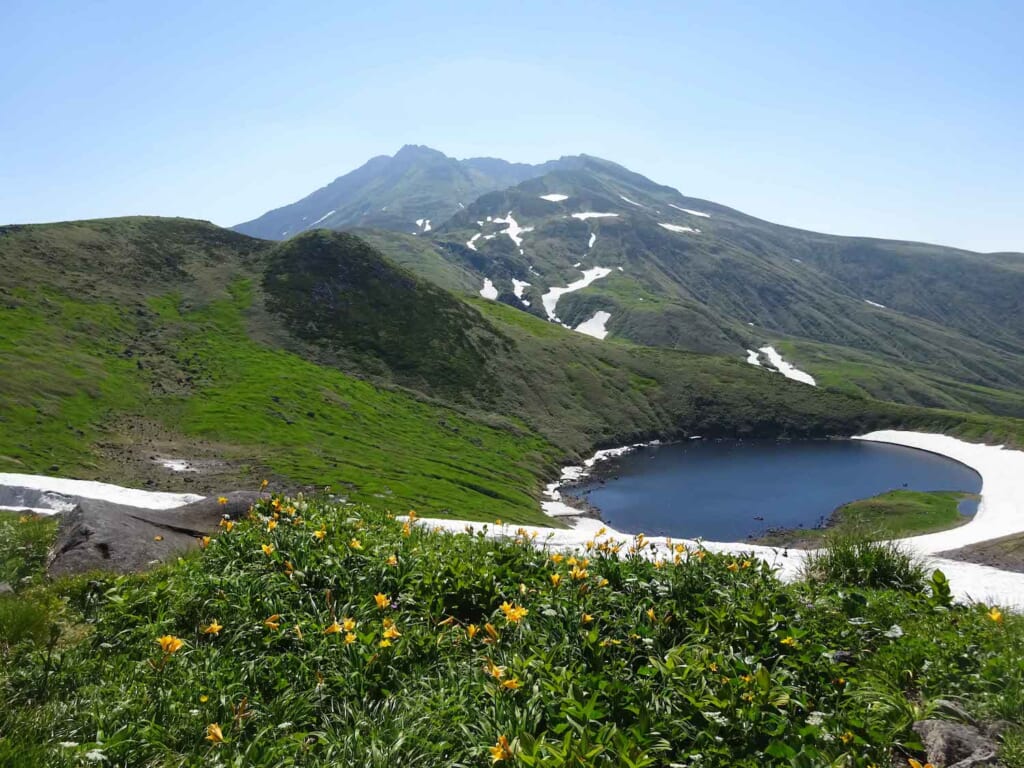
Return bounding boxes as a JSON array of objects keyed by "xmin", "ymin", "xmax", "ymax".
[
  {"xmin": 6, "ymin": 216, "xmax": 1016, "ymax": 523},
  {"xmin": 232, "ymin": 145, "xmax": 575, "ymax": 240}
]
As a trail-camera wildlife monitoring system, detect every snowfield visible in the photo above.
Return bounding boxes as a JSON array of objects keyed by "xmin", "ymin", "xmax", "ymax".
[
  {"xmin": 308, "ymin": 210, "xmax": 336, "ymax": 228},
  {"xmin": 0, "ymin": 473, "xmax": 202, "ymax": 513},
  {"xmin": 658, "ymin": 223, "xmax": 701, "ymax": 234},
  {"xmin": 539, "ymin": 194, "xmax": 569, "ymax": 202},
  {"xmin": 758, "ymin": 346, "xmax": 816, "ymax": 386},
  {"xmin": 574, "ymin": 310, "xmax": 611, "ymax": 340},
  {"xmin": 668, "ymin": 204, "xmax": 711, "ymax": 218},
  {"xmin": 572, "ymin": 212, "xmax": 619, "ymax": 221},
  {"xmin": 541, "ymin": 267, "xmax": 613, "ymax": 322},
  {"xmin": 512, "ymin": 279, "xmax": 531, "ymax": 306},
  {"xmin": 865, "ymin": 299, "xmax": 887, "ymax": 308},
  {"xmin": 745, "ymin": 349, "xmax": 761, "ymax": 366},
  {"xmin": 588, "ymin": 232, "xmax": 596, "ymax": 249},
  {"xmin": 618, "ymin": 194, "xmax": 644, "ymax": 207},
  {"xmin": 493, "ymin": 212, "xmax": 533, "ymax": 247},
  {"xmin": 479, "ymin": 278, "xmax": 498, "ymax": 300},
  {"xmin": 466, "ymin": 233, "xmax": 481, "ymax": 251}
]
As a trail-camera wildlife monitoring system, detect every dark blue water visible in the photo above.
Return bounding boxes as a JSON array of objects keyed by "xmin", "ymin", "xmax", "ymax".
[{"xmin": 571, "ymin": 439, "xmax": 981, "ymax": 541}]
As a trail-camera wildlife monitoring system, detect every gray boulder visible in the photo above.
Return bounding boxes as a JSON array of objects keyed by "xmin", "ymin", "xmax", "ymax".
[
  {"xmin": 912, "ymin": 719, "xmax": 1002, "ymax": 767},
  {"xmin": 47, "ymin": 492, "xmax": 262, "ymax": 577}
]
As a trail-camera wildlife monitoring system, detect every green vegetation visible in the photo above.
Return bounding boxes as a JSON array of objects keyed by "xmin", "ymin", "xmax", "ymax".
[
  {"xmin": 757, "ymin": 490, "xmax": 977, "ymax": 547},
  {"xmin": 2, "ymin": 496, "xmax": 1023, "ymax": 766}
]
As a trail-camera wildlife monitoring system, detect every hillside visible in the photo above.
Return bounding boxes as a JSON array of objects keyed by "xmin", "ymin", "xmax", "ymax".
[{"xmin": 5, "ymin": 217, "xmax": 1019, "ymax": 525}]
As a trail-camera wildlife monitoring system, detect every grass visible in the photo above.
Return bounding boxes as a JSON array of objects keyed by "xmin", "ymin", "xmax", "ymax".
[
  {"xmin": 0, "ymin": 495, "xmax": 1022, "ymax": 766},
  {"xmin": 756, "ymin": 490, "xmax": 977, "ymax": 548}
]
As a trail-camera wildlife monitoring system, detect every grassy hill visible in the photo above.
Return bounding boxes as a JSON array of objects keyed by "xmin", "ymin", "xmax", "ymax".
[{"xmin": 4, "ymin": 217, "xmax": 1020, "ymax": 526}]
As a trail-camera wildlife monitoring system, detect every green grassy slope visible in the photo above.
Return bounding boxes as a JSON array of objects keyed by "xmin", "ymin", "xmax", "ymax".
[{"xmin": 2, "ymin": 218, "xmax": 1022, "ymax": 526}]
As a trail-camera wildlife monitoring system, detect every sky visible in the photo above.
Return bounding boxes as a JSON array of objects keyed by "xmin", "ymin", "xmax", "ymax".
[{"xmin": 1, "ymin": 0, "xmax": 1021, "ymax": 253}]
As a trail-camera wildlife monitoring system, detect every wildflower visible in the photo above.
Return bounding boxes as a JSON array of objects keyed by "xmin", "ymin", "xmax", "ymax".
[
  {"xmin": 708, "ymin": 662, "xmax": 718, "ymax": 672},
  {"xmin": 283, "ymin": 561, "xmax": 294, "ymax": 576},
  {"xmin": 597, "ymin": 577, "xmax": 609, "ymax": 588},
  {"xmin": 379, "ymin": 639, "xmax": 392, "ymax": 648},
  {"xmin": 408, "ymin": 510, "xmax": 417, "ymax": 522},
  {"xmin": 742, "ymin": 560, "xmax": 752, "ymax": 569},
  {"xmin": 201, "ymin": 620, "xmax": 223, "ymax": 636},
  {"xmin": 349, "ymin": 538, "xmax": 362, "ymax": 550},
  {"xmin": 596, "ymin": 526, "xmax": 607, "ymax": 537},
  {"xmin": 199, "ymin": 694, "xmax": 209, "ymax": 703},
  {"xmin": 205, "ymin": 723, "xmax": 225, "ymax": 743},
  {"xmin": 483, "ymin": 622, "xmax": 499, "ymax": 643},
  {"xmin": 727, "ymin": 561, "xmax": 739, "ymax": 573},
  {"xmin": 267, "ymin": 519, "xmax": 278, "ymax": 532},
  {"xmin": 486, "ymin": 659, "xmax": 505, "ymax": 679},
  {"xmin": 323, "ymin": 621, "xmax": 343, "ymax": 635},
  {"xmin": 383, "ymin": 624, "xmax": 401, "ymax": 640},
  {"xmin": 313, "ymin": 527, "xmax": 326, "ymax": 541},
  {"xmin": 154, "ymin": 535, "xmax": 164, "ymax": 542},
  {"xmin": 582, "ymin": 613, "xmax": 594, "ymax": 624},
  {"xmin": 293, "ymin": 624, "xmax": 303, "ymax": 640},
  {"xmin": 494, "ymin": 518, "xmax": 502, "ymax": 526},
  {"xmin": 264, "ymin": 614, "xmax": 281, "ymax": 630},
  {"xmin": 402, "ymin": 522, "xmax": 412, "ymax": 537},
  {"xmin": 550, "ymin": 573, "xmax": 561, "ymax": 587},
  {"xmin": 570, "ymin": 565, "xmax": 589, "ymax": 580},
  {"xmin": 157, "ymin": 635, "xmax": 184, "ymax": 654},
  {"xmin": 806, "ymin": 711, "xmax": 826, "ymax": 726},
  {"xmin": 674, "ymin": 543, "xmax": 686, "ymax": 554},
  {"xmin": 260, "ymin": 479, "xmax": 269, "ymax": 489},
  {"xmin": 646, "ymin": 608, "xmax": 656, "ymax": 621},
  {"xmin": 343, "ymin": 617, "xmax": 356, "ymax": 631},
  {"xmin": 567, "ymin": 556, "xmax": 578, "ymax": 566},
  {"xmin": 781, "ymin": 636, "xmax": 797, "ymax": 646},
  {"xmin": 386, "ymin": 554, "xmax": 398, "ymax": 566},
  {"xmin": 219, "ymin": 519, "xmax": 234, "ymax": 533},
  {"xmin": 500, "ymin": 601, "xmax": 528, "ymax": 623},
  {"xmin": 988, "ymin": 606, "xmax": 1004, "ymax": 623},
  {"xmin": 374, "ymin": 593, "xmax": 389, "ymax": 610},
  {"xmin": 261, "ymin": 543, "xmax": 274, "ymax": 556},
  {"xmin": 344, "ymin": 632, "xmax": 356, "ymax": 644},
  {"xmin": 550, "ymin": 553, "xmax": 564, "ymax": 564},
  {"xmin": 501, "ymin": 677, "xmax": 520, "ymax": 690},
  {"xmin": 490, "ymin": 735, "xmax": 512, "ymax": 763},
  {"xmin": 840, "ymin": 731, "xmax": 855, "ymax": 744},
  {"xmin": 467, "ymin": 624, "xmax": 479, "ymax": 640},
  {"xmin": 271, "ymin": 498, "xmax": 282, "ymax": 511},
  {"xmin": 741, "ymin": 691, "xmax": 755, "ymax": 702},
  {"xmin": 285, "ymin": 505, "xmax": 296, "ymax": 516},
  {"xmin": 695, "ymin": 549, "xmax": 706, "ymax": 561},
  {"xmin": 741, "ymin": 674, "xmax": 753, "ymax": 683},
  {"xmin": 908, "ymin": 760, "xmax": 936, "ymax": 768}
]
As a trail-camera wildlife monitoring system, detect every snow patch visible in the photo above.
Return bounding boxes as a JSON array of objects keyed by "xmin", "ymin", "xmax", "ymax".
[
  {"xmin": 572, "ymin": 212, "xmax": 619, "ymax": 221},
  {"xmin": 758, "ymin": 346, "xmax": 816, "ymax": 386},
  {"xmin": 466, "ymin": 233, "xmax": 482, "ymax": 251},
  {"xmin": 539, "ymin": 194, "xmax": 569, "ymax": 202},
  {"xmin": 414, "ymin": 218, "xmax": 431, "ymax": 232},
  {"xmin": 541, "ymin": 267, "xmax": 613, "ymax": 322},
  {"xmin": 479, "ymin": 278, "xmax": 498, "ymax": 300},
  {"xmin": 619, "ymin": 194, "xmax": 644, "ymax": 207},
  {"xmin": 512, "ymin": 279, "xmax": 530, "ymax": 301},
  {"xmin": 0, "ymin": 473, "xmax": 203, "ymax": 512},
  {"xmin": 668, "ymin": 204, "xmax": 710, "ymax": 218},
  {"xmin": 160, "ymin": 459, "xmax": 195, "ymax": 473},
  {"xmin": 588, "ymin": 232, "xmax": 597, "ymax": 249},
  {"xmin": 865, "ymin": 299, "xmax": 887, "ymax": 309},
  {"xmin": 575, "ymin": 311, "xmax": 612, "ymax": 340},
  {"xmin": 745, "ymin": 349, "xmax": 761, "ymax": 366},
  {"xmin": 493, "ymin": 211, "xmax": 533, "ymax": 247},
  {"xmin": 658, "ymin": 223, "xmax": 701, "ymax": 234},
  {"xmin": 308, "ymin": 210, "xmax": 336, "ymax": 228}
]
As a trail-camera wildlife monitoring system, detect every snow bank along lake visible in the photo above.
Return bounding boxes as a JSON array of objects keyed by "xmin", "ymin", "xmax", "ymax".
[{"xmin": 568, "ymin": 439, "xmax": 982, "ymax": 541}]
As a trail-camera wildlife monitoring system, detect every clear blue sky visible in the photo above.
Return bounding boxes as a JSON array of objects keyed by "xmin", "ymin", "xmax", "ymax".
[{"xmin": 2, "ymin": 0, "xmax": 1021, "ymax": 252}]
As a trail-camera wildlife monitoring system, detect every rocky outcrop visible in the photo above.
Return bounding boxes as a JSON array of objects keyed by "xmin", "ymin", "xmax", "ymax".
[
  {"xmin": 912, "ymin": 719, "xmax": 1003, "ymax": 767},
  {"xmin": 47, "ymin": 492, "xmax": 261, "ymax": 577}
]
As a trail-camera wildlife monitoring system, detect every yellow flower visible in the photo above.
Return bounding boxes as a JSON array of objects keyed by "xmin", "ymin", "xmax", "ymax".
[
  {"xmin": 467, "ymin": 624, "xmax": 479, "ymax": 640},
  {"xmin": 486, "ymin": 659, "xmax": 505, "ymax": 679},
  {"xmin": 323, "ymin": 621, "xmax": 343, "ymax": 635},
  {"xmin": 741, "ymin": 691, "xmax": 754, "ymax": 702},
  {"xmin": 483, "ymin": 622, "xmax": 499, "ymax": 643},
  {"xmin": 741, "ymin": 674, "xmax": 753, "ymax": 683},
  {"xmin": 499, "ymin": 601, "xmax": 529, "ymax": 623},
  {"xmin": 374, "ymin": 593, "xmax": 390, "ymax": 610},
  {"xmin": 494, "ymin": 518, "xmax": 503, "ymax": 526},
  {"xmin": 500, "ymin": 677, "xmax": 520, "ymax": 690},
  {"xmin": 349, "ymin": 538, "xmax": 362, "ymax": 550},
  {"xmin": 695, "ymin": 549, "xmax": 706, "ymax": 561},
  {"xmin": 283, "ymin": 561, "xmax": 294, "ymax": 575},
  {"xmin": 313, "ymin": 527, "xmax": 326, "ymax": 541},
  {"xmin": 261, "ymin": 543, "xmax": 274, "ymax": 556},
  {"xmin": 267, "ymin": 519, "xmax": 278, "ymax": 532},
  {"xmin": 407, "ymin": 510, "xmax": 418, "ymax": 522},
  {"xmin": 285, "ymin": 505, "xmax": 296, "ymax": 516},
  {"xmin": 709, "ymin": 662, "xmax": 718, "ymax": 672},
  {"xmin": 386, "ymin": 554, "xmax": 398, "ymax": 567},
  {"xmin": 674, "ymin": 543, "xmax": 686, "ymax": 554},
  {"xmin": 727, "ymin": 561, "xmax": 739, "ymax": 573},
  {"xmin": 199, "ymin": 694, "xmax": 209, "ymax": 703},
  {"xmin": 378, "ymin": 639, "xmax": 392, "ymax": 648},
  {"xmin": 569, "ymin": 566, "xmax": 589, "ymax": 580},
  {"xmin": 550, "ymin": 573, "xmax": 561, "ymax": 588},
  {"xmin": 781, "ymin": 636, "xmax": 797, "ymax": 646},
  {"xmin": 653, "ymin": 559, "xmax": 664, "ymax": 569},
  {"xmin": 742, "ymin": 560, "xmax": 752, "ymax": 569},
  {"xmin": 271, "ymin": 498, "xmax": 282, "ymax": 511},
  {"xmin": 201, "ymin": 620, "xmax": 223, "ymax": 635},
  {"xmin": 596, "ymin": 526, "xmax": 607, "ymax": 537},
  {"xmin": 344, "ymin": 632, "xmax": 357, "ymax": 644},
  {"xmin": 342, "ymin": 617, "xmax": 356, "ymax": 632},
  {"xmin": 550, "ymin": 553, "xmax": 564, "ymax": 564},
  {"xmin": 490, "ymin": 735, "xmax": 512, "ymax": 763},
  {"xmin": 264, "ymin": 614, "xmax": 281, "ymax": 630},
  {"xmin": 293, "ymin": 624, "xmax": 303, "ymax": 640},
  {"xmin": 219, "ymin": 519, "xmax": 234, "ymax": 533},
  {"xmin": 908, "ymin": 760, "xmax": 935, "ymax": 768},
  {"xmin": 205, "ymin": 722, "xmax": 224, "ymax": 743},
  {"xmin": 217, "ymin": 496, "xmax": 229, "ymax": 506},
  {"xmin": 988, "ymin": 606, "xmax": 1003, "ymax": 623},
  {"xmin": 154, "ymin": 535, "xmax": 163, "ymax": 542},
  {"xmin": 383, "ymin": 624, "xmax": 401, "ymax": 640},
  {"xmin": 260, "ymin": 479, "xmax": 269, "ymax": 489},
  {"xmin": 840, "ymin": 731, "xmax": 854, "ymax": 744},
  {"xmin": 597, "ymin": 577, "xmax": 609, "ymax": 588},
  {"xmin": 402, "ymin": 522, "xmax": 412, "ymax": 537},
  {"xmin": 582, "ymin": 613, "xmax": 594, "ymax": 624},
  {"xmin": 157, "ymin": 635, "xmax": 184, "ymax": 654},
  {"xmin": 199, "ymin": 535, "xmax": 211, "ymax": 549},
  {"xmin": 646, "ymin": 608, "xmax": 656, "ymax": 621}
]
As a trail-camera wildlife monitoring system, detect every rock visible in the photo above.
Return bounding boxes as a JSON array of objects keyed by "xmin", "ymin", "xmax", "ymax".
[
  {"xmin": 0, "ymin": 582, "xmax": 14, "ymax": 595},
  {"xmin": 831, "ymin": 650, "xmax": 856, "ymax": 664},
  {"xmin": 912, "ymin": 719, "xmax": 1001, "ymax": 767},
  {"xmin": 47, "ymin": 491, "xmax": 262, "ymax": 577}
]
